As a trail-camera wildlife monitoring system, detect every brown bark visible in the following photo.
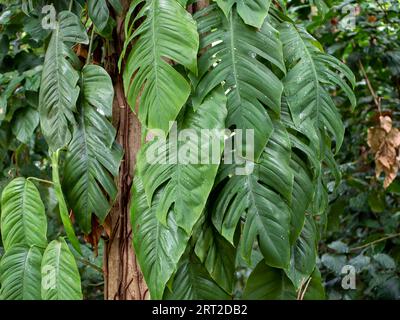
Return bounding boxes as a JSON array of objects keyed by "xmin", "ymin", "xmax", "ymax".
[
  {"xmin": 102, "ymin": 0, "xmax": 206, "ymax": 300},
  {"xmin": 103, "ymin": 0, "xmax": 148, "ymax": 300}
]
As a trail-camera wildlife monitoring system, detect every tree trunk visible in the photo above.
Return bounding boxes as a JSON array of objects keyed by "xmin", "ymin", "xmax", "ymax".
[{"xmin": 103, "ymin": 0, "xmax": 148, "ymax": 300}]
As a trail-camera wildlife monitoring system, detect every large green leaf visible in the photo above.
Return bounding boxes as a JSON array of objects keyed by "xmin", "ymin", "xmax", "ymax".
[
  {"xmin": 137, "ymin": 89, "xmax": 227, "ymax": 234},
  {"xmin": 212, "ymin": 124, "xmax": 292, "ymax": 268},
  {"xmin": 164, "ymin": 254, "xmax": 231, "ymax": 300},
  {"xmin": 63, "ymin": 65, "xmax": 122, "ymax": 234},
  {"xmin": 39, "ymin": 11, "xmax": 88, "ymax": 151},
  {"xmin": 194, "ymin": 6, "xmax": 284, "ymax": 160},
  {"xmin": 88, "ymin": 0, "xmax": 110, "ymax": 32},
  {"xmin": 0, "ymin": 246, "xmax": 42, "ymax": 300},
  {"xmin": 285, "ymin": 215, "xmax": 318, "ymax": 289},
  {"xmin": 281, "ymin": 103, "xmax": 318, "ymax": 242},
  {"xmin": 0, "ymin": 178, "xmax": 47, "ymax": 251},
  {"xmin": 131, "ymin": 177, "xmax": 189, "ymax": 300},
  {"xmin": 280, "ymin": 22, "xmax": 356, "ymax": 154},
  {"xmin": 243, "ymin": 261, "xmax": 296, "ymax": 300},
  {"xmin": 121, "ymin": 0, "xmax": 199, "ymax": 133},
  {"xmin": 194, "ymin": 221, "xmax": 236, "ymax": 294},
  {"xmin": 40, "ymin": 238, "xmax": 82, "ymax": 300},
  {"xmin": 214, "ymin": 0, "xmax": 271, "ymax": 28}
]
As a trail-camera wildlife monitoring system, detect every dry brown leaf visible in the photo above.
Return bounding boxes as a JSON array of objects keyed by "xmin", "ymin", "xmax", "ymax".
[
  {"xmin": 380, "ymin": 116, "xmax": 393, "ymax": 133},
  {"xmin": 84, "ymin": 217, "xmax": 104, "ymax": 257},
  {"xmin": 368, "ymin": 116, "xmax": 400, "ymax": 188},
  {"xmin": 368, "ymin": 127, "xmax": 386, "ymax": 152}
]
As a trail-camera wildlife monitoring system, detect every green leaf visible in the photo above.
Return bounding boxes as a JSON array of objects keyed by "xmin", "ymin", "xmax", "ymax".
[
  {"xmin": 303, "ymin": 267, "xmax": 326, "ymax": 300},
  {"xmin": 289, "ymin": 154, "xmax": 314, "ymax": 243},
  {"xmin": 194, "ymin": 6, "xmax": 284, "ymax": 160},
  {"xmin": 51, "ymin": 151, "xmax": 81, "ymax": 254},
  {"xmin": 0, "ymin": 246, "xmax": 43, "ymax": 300},
  {"xmin": 88, "ymin": 0, "xmax": 110, "ymax": 32},
  {"xmin": 11, "ymin": 107, "xmax": 39, "ymax": 144},
  {"xmin": 285, "ymin": 215, "xmax": 318, "ymax": 289},
  {"xmin": 280, "ymin": 22, "xmax": 355, "ymax": 154},
  {"xmin": 214, "ymin": 0, "xmax": 271, "ymax": 28},
  {"xmin": 63, "ymin": 65, "xmax": 122, "ymax": 233},
  {"xmin": 41, "ymin": 238, "xmax": 82, "ymax": 300},
  {"xmin": 164, "ymin": 253, "xmax": 231, "ymax": 300},
  {"xmin": 212, "ymin": 124, "xmax": 292, "ymax": 268},
  {"xmin": 0, "ymin": 178, "xmax": 47, "ymax": 251},
  {"xmin": 137, "ymin": 88, "xmax": 227, "ymax": 234},
  {"xmin": 108, "ymin": 0, "xmax": 123, "ymax": 15},
  {"xmin": 39, "ymin": 11, "xmax": 88, "ymax": 151},
  {"xmin": 131, "ymin": 176, "xmax": 189, "ymax": 300},
  {"xmin": 194, "ymin": 221, "xmax": 236, "ymax": 294},
  {"xmin": 122, "ymin": 0, "xmax": 199, "ymax": 134},
  {"xmin": 243, "ymin": 261, "xmax": 296, "ymax": 300}
]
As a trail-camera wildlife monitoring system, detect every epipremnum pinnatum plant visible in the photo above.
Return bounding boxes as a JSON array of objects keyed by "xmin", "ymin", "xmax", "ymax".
[
  {"xmin": 0, "ymin": 0, "xmax": 356, "ymax": 300},
  {"xmin": 124, "ymin": 0, "xmax": 355, "ymax": 300}
]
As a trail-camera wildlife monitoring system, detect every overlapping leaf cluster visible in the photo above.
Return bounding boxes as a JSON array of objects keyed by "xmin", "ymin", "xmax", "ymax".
[
  {"xmin": 124, "ymin": 0, "xmax": 355, "ymax": 299},
  {"xmin": 0, "ymin": 0, "xmax": 122, "ymax": 300}
]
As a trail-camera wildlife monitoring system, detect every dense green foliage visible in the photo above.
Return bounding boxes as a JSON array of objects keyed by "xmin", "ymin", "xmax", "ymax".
[{"xmin": 0, "ymin": 0, "xmax": 398, "ymax": 301}]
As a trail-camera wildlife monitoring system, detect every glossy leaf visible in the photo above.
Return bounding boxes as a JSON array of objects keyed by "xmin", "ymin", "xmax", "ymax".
[
  {"xmin": 164, "ymin": 254, "xmax": 231, "ymax": 300},
  {"xmin": 194, "ymin": 6, "xmax": 284, "ymax": 160},
  {"xmin": 285, "ymin": 215, "xmax": 318, "ymax": 289},
  {"xmin": 243, "ymin": 261, "xmax": 296, "ymax": 300},
  {"xmin": 88, "ymin": 0, "xmax": 110, "ymax": 32},
  {"xmin": 63, "ymin": 65, "xmax": 122, "ymax": 233},
  {"xmin": 131, "ymin": 177, "xmax": 189, "ymax": 300},
  {"xmin": 280, "ymin": 22, "xmax": 355, "ymax": 154},
  {"xmin": 194, "ymin": 221, "xmax": 236, "ymax": 294},
  {"xmin": 0, "ymin": 178, "xmax": 47, "ymax": 251},
  {"xmin": 212, "ymin": 124, "xmax": 292, "ymax": 268},
  {"xmin": 121, "ymin": 0, "xmax": 199, "ymax": 133},
  {"xmin": 0, "ymin": 246, "xmax": 42, "ymax": 300},
  {"xmin": 137, "ymin": 88, "xmax": 227, "ymax": 234},
  {"xmin": 39, "ymin": 11, "xmax": 88, "ymax": 151}
]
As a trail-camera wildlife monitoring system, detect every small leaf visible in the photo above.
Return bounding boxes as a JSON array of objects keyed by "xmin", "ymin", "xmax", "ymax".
[{"xmin": 88, "ymin": 0, "xmax": 110, "ymax": 32}]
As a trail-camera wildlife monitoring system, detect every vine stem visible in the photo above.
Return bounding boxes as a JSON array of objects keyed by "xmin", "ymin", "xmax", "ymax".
[
  {"xmin": 86, "ymin": 27, "xmax": 95, "ymax": 65},
  {"xmin": 349, "ymin": 232, "xmax": 400, "ymax": 252},
  {"xmin": 68, "ymin": 0, "xmax": 74, "ymax": 12},
  {"xmin": 27, "ymin": 177, "xmax": 54, "ymax": 185},
  {"xmin": 358, "ymin": 60, "xmax": 381, "ymax": 115}
]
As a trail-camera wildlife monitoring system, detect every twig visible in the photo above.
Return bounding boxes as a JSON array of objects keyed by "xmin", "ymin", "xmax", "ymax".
[
  {"xmin": 349, "ymin": 232, "xmax": 400, "ymax": 252},
  {"xmin": 27, "ymin": 177, "xmax": 54, "ymax": 185},
  {"xmin": 86, "ymin": 27, "xmax": 95, "ymax": 65},
  {"xmin": 297, "ymin": 276, "xmax": 312, "ymax": 300},
  {"xmin": 76, "ymin": 257, "xmax": 103, "ymax": 273},
  {"xmin": 358, "ymin": 60, "xmax": 381, "ymax": 115}
]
